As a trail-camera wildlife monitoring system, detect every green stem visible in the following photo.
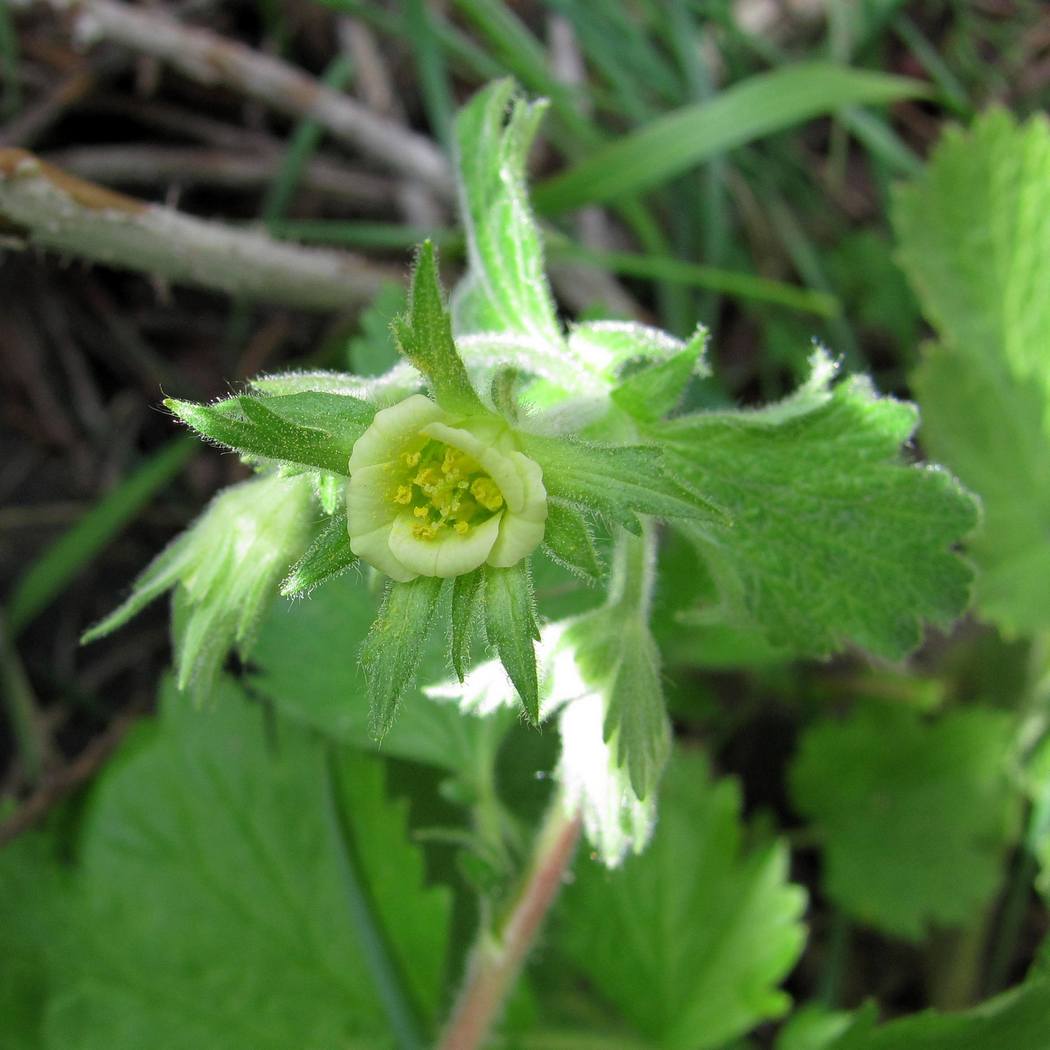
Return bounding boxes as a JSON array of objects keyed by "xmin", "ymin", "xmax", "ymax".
[
  {"xmin": 323, "ymin": 747, "xmax": 425, "ymax": 1050},
  {"xmin": 0, "ymin": 609, "xmax": 48, "ymax": 784},
  {"xmin": 608, "ymin": 521, "xmax": 657, "ymax": 620},
  {"xmin": 437, "ymin": 796, "xmax": 582, "ymax": 1050}
]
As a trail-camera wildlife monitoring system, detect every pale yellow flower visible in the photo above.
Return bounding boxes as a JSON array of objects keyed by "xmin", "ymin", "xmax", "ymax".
[{"xmin": 347, "ymin": 395, "xmax": 547, "ymax": 580}]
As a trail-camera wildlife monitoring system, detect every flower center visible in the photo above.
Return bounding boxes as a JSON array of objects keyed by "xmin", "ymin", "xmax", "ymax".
[{"xmin": 390, "ymin": 438, "xmax": 504, "ymax": 540}]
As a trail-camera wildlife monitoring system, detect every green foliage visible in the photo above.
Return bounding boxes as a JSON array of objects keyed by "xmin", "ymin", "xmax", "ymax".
[
  {"xmin": 541, "ymin": 499, "xmax": 603, "ymax": 583},
  {"xmin": 449, "ymin": 567, "xmax": 484, "ymax": 682},
  {"xmin": 361, "ymin": 575, "xmax": 446, "ymax": 738},
  {"xmin": 393, "ymin": 240, "xmax": 485, "ymax": 414},
  {"xmin": 346, "ymin": 282, "xmax": 405, "ymax": 376},
  {"xmin": 790, "ymin": 704, "xmax": 1019, "ymax": 939},
  {"xmin": 452, "ymin": 78, "xmax": 560, "ymax": 342},
  {"xmin": 16, "ymin": 678, "xmax": 452, "ymax": 1049},
  {"xmin": 482, "ymin": 562, "xmax": 540, "ymax": 721},
  {"xmin": 280, "ymin": 513, "xmax": 357, "ymax": 596},
  {"xmin": 655, "ymin": 355, "xmax": 978, "ymax": 659},
  {"xmin": 611, "ymin": 339, "xmax": 703, "ymax": 423},
  {"xmin": 165, "ymin": 391, "xmax": 375, "ymax": 475},
  {"xmin": 825, "ymin": 977, "xmax": 1050, "ymax": 1050},
  {"xmin": 556, "ymin": 752, "xmax": 807, "ymax": 1048},
  {"xmin": 894, "ymin": 110, "xmax": 1050, "ymax": 635}
]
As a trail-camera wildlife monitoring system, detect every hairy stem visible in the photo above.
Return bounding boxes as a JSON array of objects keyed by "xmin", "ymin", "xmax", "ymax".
[{"xmin": 438, "ymin": 797, "xmax": 582, "ymax": 1050}]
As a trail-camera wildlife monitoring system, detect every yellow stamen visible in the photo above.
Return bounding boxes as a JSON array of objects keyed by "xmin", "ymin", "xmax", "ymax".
[
  {"xmin": 402, "ymin": 450, "xmax": 421, "ymax": 467},
  {"xmin": 471, "ymin": 477, "xmax": 504, "ymax": 511},
  {"xmin": 413, "ymin": 505, "xmax": 429, "ymax": 519},
  {"xmin": 394, "ymin": 485, "xmax": 412, "ymax": 505},
  {"xmin": 454, "ymin": 521, "xmax": 470, "ymax": 535}
]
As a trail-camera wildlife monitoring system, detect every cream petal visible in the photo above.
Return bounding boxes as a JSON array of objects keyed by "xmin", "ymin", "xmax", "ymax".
[
  {"xmin": 419, "ymin": 421, "xmax": 525, "ymax": 512},
  {"xmin": 388, "ymin": 510, "xmax": 503, "ymax": 578},
  {"xmin": 346, "ymin": 462, "xmax": 398, "ymax": 536},
  {"xmin": 349, "ymin": 521, "xmax": 417, "ymax": 582},
  {"xmin": 487, "ymin": 512, "xmax": 546, "ymax": 567},
  {"xmin": 349, "ymin": 394, "xmax": 444, "ymax": 471},
  {"xmin": 509, "ymin": 451, "xmax": 547, "ymax": 521}
]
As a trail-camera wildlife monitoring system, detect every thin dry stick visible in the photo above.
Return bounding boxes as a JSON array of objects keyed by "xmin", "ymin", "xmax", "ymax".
[
  {"xmin": 0, "ymin": 148, "xmax": 400, "ymax": 310},
  {"xmin": 438, "ymin": 801, "xmax": 582, "ymax": 1050},
  {"xmin": 36, "ymin": 0, "xmax": 455, "ymax": 198}
]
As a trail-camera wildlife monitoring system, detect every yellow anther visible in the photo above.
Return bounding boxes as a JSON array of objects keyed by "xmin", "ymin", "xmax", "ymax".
[
  {"xmin": 393, "ymin": 485, "xmax": 413, "ymax": 504},
  {"xmin": 471, "ymin": 477, "xmax": 504, "ymax": 511},
  {"xmin": 415, "ymin": 466, "xmax": 439, "ymax": 490},
  {"xmin": 442, "ymin": 448, "xmax": 462, "ymax": 474},
  {"xmin": 413, "ymin": 505, "xmax": 429, "ymax": 519},
  {"xmin": 454, "ymin": 521, "xmax": 470, "ymax": 535},
  {"xmin": 402, "ymin": 450, "xmax": 421, "ymax": 467}
]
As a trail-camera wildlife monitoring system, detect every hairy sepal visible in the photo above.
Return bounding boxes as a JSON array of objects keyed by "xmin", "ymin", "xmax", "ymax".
[
  {"xmin": 449, "ymin": 568, "xmax": 484, "ymax": 683},
  {"xmin": 165, "ymin": 391, "xmax": 374, "ymax": 475},
  {"xmin": 542, "ymin": 499, "xmax": 604, "ymax": 583},
  {"xmin": 482, "ymin": 562, "xmax": 541, "ymax": 724},
  {"xmin": 281, "ymin": 515, "xmax": 357, "ymax": 597},
  {"xmin": 520, "ymin": 433, "xmax": 726, "ymax": 535},
  {"xmin": 393, "ymin": 241, "xmax": 485, "ymax": 415},
  {"xmin": 611, "ymin": 332, "xmax": 705, "ymax": 422},
  {"xmin": 361, "ymin": 575, "xmax": 445, "ymax": 739}
]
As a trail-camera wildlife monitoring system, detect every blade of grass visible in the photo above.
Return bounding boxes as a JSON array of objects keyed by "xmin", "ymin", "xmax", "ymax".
[
  {"xmin": 549, "ymin": 241, "xmax": 839, "ymax": 316},
  {"xmin": 405, "ymin": 0, "xmax": 455, "ymax": 150},
  {"xmin": 262, "ymin": 54, "xmax": 355, "ymax": 226},
  {"xmin": 841, "ymin": 106, "xmax": 922, "ymax": 177},
  {"xmin": 270, "ymin": 221, "xmax": 459, "ymax": 251},
  {"xmin": 6, "ymin": 436, "xmax": 196, "ymax": 637},
  {"xmin": 534, "ymin": 63, "xmax": 930, "ymax": 212},
  {"xmin": 0, "ymin": 610, "xmax": 48, "ymax": 784},
  {"xmin": 893, "ymin": 13, "xmax": 971, "ymax": 116},
  {"xmin": 0, "ymin": 0, "xmax": 21, "ymax": 118}
]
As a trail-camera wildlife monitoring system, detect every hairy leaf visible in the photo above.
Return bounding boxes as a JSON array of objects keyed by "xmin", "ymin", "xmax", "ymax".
[
  {"xmin": 542, "ymin": 499, "xmax": 603, "ymax": 582},
  {"xmin": 281, "ymin": 514, "xmax": 357, "ymax": 596},
  {"xmin": 452, "ymin": 78, "xmax": 561, "ymax": 343},
  {"xmin": 450, "ymin": 567, "xmax": 484, "ymax": 682},
  {"xmin": 655, "ymin": 358, "xmax": 978, "ymax": 659},
  {"xmin": 557, "ymin": 752, "xmax": 807, "ymax": 1048},
  {"xmin": 483, "ymin": 562, "xmax": 540, "ymax": 722},
  {"xmin": 790, "ymin": 704, "xmax": 1019, "ymax": 939}
]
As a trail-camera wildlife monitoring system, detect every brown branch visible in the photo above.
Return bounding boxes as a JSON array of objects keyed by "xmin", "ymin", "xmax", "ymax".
[
  {"xmin": 0, "ymin": 148, "xmax": 400, "ymax": 310},
  {"xmin": 41, "ymin": 0, "xmax": 455, "ymax": 198}
]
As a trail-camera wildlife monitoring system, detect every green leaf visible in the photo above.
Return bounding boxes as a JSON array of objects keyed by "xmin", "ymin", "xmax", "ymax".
[
  {"xmin": 281, "ymin": 514, "xmax": 357, "ymax": 596},
  {"xmin": 556, "ymin": 752, "xmax": 807, "ymax": 1048},
  {"xmin": 534, "ymin": 63, "xmax": 928, "ymax": 212},
  {"xmin": 166, "ymin": 391, "xmax": 374, "ymax": 475},
  {"xmin": 393, "ymin": 240, "xmax": 484, "ymax": 414},
  {"xmin": 542, "ymin": 499, "xmax": 603, "ymax": 582},
  {"xmin": 482, "ymin": 562, "xmax": 540, "ymax": 723},
  {"xmin": 252, "ymin": 574, "xmax": 509, "ymax": 777},
  {"xmin": 655, "ymin": 358, "xmax": 978, "ymax": 659},
  {"xmin": 611, "ymin": 343, "xmax": 702, "ymax": 423},
  {"xmin": 521, "ymin": 434, "xmax": 725, "ymax": 535},
  {"xmin": 361, "ymin": 575, "xmax": 446, "ymax": 739},
  {"xmin": 893, "ymin": 111, "xmax": 1050, "ymax": 634},
  {"xmin": 44, "ymin": 678, "xmax": 451, "ymax": 1048},
  {"xmin": 346, "ymin": 281, "xmax": 405, "ymax": 376},
  {"xmin": 789, "ymin": 704, "xmax": 1020, "ymax": 939},
  {"xmin": 893, "ymin": 109, "xmax": 1050, "ymax": 404},
  {"xmin": 826, "ymin": 977, "xmax": 1050, "ymax": 1050},
  {"xmin": 450, "ymin": 568, "xmax": 484, "ymax": 682},
  {"xmin": 452, "ymin": 78, "xmax": 561, "ymax": 343}
]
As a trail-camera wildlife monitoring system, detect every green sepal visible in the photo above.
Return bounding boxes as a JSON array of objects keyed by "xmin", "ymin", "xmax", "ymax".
[
  {"xmin": 361, "ymin": 575, "xmax": 445, "ymax": 739},
  {"xmin": 521, "ymin": 434, "xmax": 726, "ymax": 535},
  {"xmin": 281, "ymin": 516, "xmax": 357, "ymax": 597},
  {"xmin": 611, "ymin": 330, "xmax": 706, "ymax": 422},
  {"xmin": 570, "ymin": 609, "xmax": 671, "ymax": 799},
  {"xmin": 393, "ymin": 241, "xmax": 485, "ymax": 415},
  {"xmin": 449, "ymin": 568, "xmax": 484, "ymax": 682},
  {"xmin": 542, "ymin": 499, "xmax": 603, "ymax": 583},
  {"xmin": 165, "ymin": 391, "xmax": 374, "ymax": 475},
  {"xmin": 482, "ymin": 562, "xmax": 540, "ymax": 724}
]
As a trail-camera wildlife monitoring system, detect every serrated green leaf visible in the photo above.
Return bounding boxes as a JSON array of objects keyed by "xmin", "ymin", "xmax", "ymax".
[
  {"xmin": 452, "ymin": 78, "xmax": 561, "ymax": 343},
  {"xmin": 521, "ymin": 434, "xmax": 725, "ymax": 535},
  {"xmin": 450, "ymin": 568, "xmax": 483, "ymax": 682},
  {"xmin": 166, "ymin": 391, "xmax": 374, "ymax": 475},
  {"xmin": 534, "ymin": 63, "xmax": 927, "ymax": 212},
  {"xmin": 893, "ymin": 109, "xmax": 1050, "ymax": 404},
  {"xmin": 893, "ymin": 111, "xmax": 1050, "ymax": 635},
  {"xmin": 655, "ymin": 362, "xmax": 978, "ymax": 659},
  {"xmin": 542, "ymin": 499, "xmax": 603, "ymax": 582},
  {"xmin": 41, "ymin": 678, "xmax": 450, "ymax": 1049},
  {"xmin": 826, "ymin": 977, "xmax": 1050, "ymax": 1050},
  {"xmin": 566, "ymin": 320, "xmax": 708, "ymax": 386},
  {"xmin": 611, "ymin": 343, "xmax": 701, "ymax": 422},
  {"xmin": 361, "ymin": 575, "xmax": 445, "ymax": 739},
  {"xmin": 252, "ymin": 574, "xmax": 510, "ymax": 776},
  {"xmin": 790, "ymin": 704, "xmax": 1020, "ymax": 940},
  {"xmin": 394, "ymin": 240, "xmax": 484, "ymax": 414},
  {"xmin": 483, "ymin": 562, "xmax": 540, "ymax": 722},
  {"xmin": 557, "ymin": 752, "xmax": 807, "ymax": 1048},
  {"xmin": 281, "ymin": 515, "xmax": 356, "ymax": 596},
  {"xmin": 347, "ymin": 282, "xmax": 405, "ymax": 376}
]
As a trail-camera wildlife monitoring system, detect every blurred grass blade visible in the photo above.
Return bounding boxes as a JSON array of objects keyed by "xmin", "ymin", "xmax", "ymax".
[
  {"xmin": 405, "ymin": 0, "xmax": 455, "ymax": 149},
  {"xmin": 271, "ymin": 221, "xmax": 457, "ymax": 251},
  {"xmin": 0, "ymin": 1, "xmax": 21, "ymax": 118},
  {"xmin": 534, "ymin": 63, "xmax": 929, "ymax": 212},
  {"xmin": 6, "ymin": 437, "xmax": 195, "ymax": 637},
  {"xmin": 552, "ymin": 243, "xmax": 839, "ymax": 316},
  {"xmin": 262, "ymin": 55, "xmax": 354, "ymax": 225}
]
